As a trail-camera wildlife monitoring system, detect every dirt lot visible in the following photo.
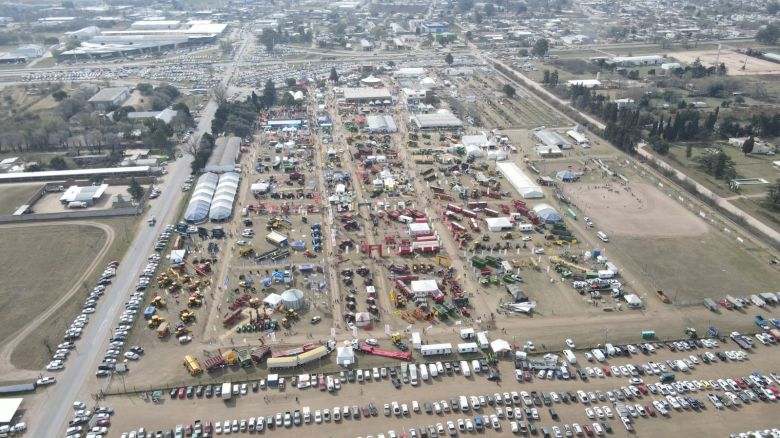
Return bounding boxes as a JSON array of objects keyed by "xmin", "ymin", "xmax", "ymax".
[
  {"xmin": 105, "ymin": 340, "xmax": 780, "ymax": 437},
  {"xmin": 671, "ymin": 50, "xmax": 780, "ymax": 76},
  {"xmin": 562, "ymin": 181, "xmax": 708, "ymax": 238},
  {"xmin": 0, "ymin": 183, "xmax": 42, "ymax": 214},
  {"xmin": 33, "ymin": 185, "xmax": 133, "ymax": 213},
  {"xmin": 3, "ymin": 217, "xmax": 137, "ymax": 372}
]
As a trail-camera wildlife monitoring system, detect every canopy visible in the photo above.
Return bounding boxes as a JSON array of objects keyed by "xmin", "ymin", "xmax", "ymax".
[
  {"xmin": 263, "ymin": 293, "xmax": 282, "ymax": 308},
  {"xmin": 490, "ymin": 339, "xmax": 512, "ymax": 354}
]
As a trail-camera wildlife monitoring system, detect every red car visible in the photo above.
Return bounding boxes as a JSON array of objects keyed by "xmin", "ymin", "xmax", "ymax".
[
  {"xmin": 603, "ymin": 367, "xmax": 611, "ymax": 376},
  {"xmin": 636, "ymin": 385, "xmax": 648, "ymax": 395},
  {"xmin": 645, "ymin": 404, "xmax": 657, "ymax": 417},
  {"xmin": 177, "ymin": 387, "xmax": 186, "ymax": 399},
  {"xmin": 524, "ymin": 371, "xmax": 532, "ymax": 382},
  {"xmin": 735, "ymin": 378, "xmax": 747, "ymax": 389},
  {"xmin": 96, "ymin": 419, "xmax": 111, "ymax": 427},
  {"xmin": 204, "ymin": 422, "xmax": 212, "ymax": 434}
]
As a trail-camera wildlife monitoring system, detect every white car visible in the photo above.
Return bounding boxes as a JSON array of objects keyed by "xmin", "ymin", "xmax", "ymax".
[
  {"xmin": 46, "ymin": 361, "xmax": 64, "ymax": 371},
  {"xmin": 36, "ymin": 377, "xmax": 56, "ymax": 386},
  {"xmin": 565, "ymin": 339, "xmax": 576, "ymax": 348},
  {"xmin": 364, "ymin": 338, "xmax": 379, "ymax": 346},
  {"xmin": 123, "ymin": 352, "xmax": 139, "ymax": 360},
  {"xmin": 521, "ymin": 236, "xmax": 532, "ymax": 241},
  {"xmin": 236, "ymin": 240, "xmax": 250, "ymax": 246}
]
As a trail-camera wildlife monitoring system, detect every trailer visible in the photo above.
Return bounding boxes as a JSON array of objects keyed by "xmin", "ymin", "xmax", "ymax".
[
  {"xmin": 450, "ymin": 222, "xmax": 466, "ymax": 232},
  {"xmin": 204, "ymin": 354, "xmax": 226, "ymax": 372},
  {"xmin": 221, "ymin": 382, "xmax": 232, "ymax": 400},
  {"xmin": 484, "ymin": 208, "xmax": 499, "ymax": 217},
  {"xmin": 750, "ymin": 295, "xmax": 766, "ymax": 307},
  {"xmin": 447, "ymin": 204, "xmax": 464, "ymax": 214},
  {"xmin": 420, "ymin": 343, "xmax": 452, "ymax": 356},
  {"xmin": 703, "ymin": 298, "xmax": 718, "ymax": 312},
  {"xmin": 760, "ymin": 292, "xmax": 778, "ymax": 304},
  {"xmin": 469, "ymin": 218, "xmax": 480, "ymax": 231},
  {"xmin": 358, "ymin": 344, "xmax": 412, "ymax": 361}
]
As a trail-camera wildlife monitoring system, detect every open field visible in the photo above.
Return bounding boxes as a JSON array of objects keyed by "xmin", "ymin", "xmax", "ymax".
[
  {"xmin": 0, "ymin": 183, "xmax": 41, "ymax": 214},
  {"xmin": 563, "ymin": 181, "xmax": 709, "ymax": 238},
  {"xmin": 6, "ymin": 216, "xmax": 136, "ymax": 371},
  {"xmin": 671, "ymin": 49, "xmax": 780, "ymax": 76}
]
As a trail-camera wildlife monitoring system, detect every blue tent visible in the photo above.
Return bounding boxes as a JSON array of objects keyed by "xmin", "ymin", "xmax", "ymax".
[{"xmin": 556, "ymin": 170, "xmax": 578, "ymax": 182}]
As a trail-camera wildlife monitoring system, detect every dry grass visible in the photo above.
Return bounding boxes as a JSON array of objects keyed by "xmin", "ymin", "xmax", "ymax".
[
  {"xmin": 8, "ymin": 217, "xmax": 137, "ymax": 370},
  {"xmin": 0, "ymin": 184, "xmax": 42, "ymax": 214}
]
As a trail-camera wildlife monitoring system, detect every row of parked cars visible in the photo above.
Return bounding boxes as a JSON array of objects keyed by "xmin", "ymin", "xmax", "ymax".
[
  {"xmin": 46, "ymin": 261, "xmax": 120, "ymax": 372},
  {"xmin": 65, "ymin": 403, "xmax": 113, "ymax": 438}
]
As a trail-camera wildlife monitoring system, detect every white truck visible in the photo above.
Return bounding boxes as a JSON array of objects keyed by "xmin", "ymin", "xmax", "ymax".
[
  {"xmin": 409, "ymin": 363, "xmax": 418, "ymax": 386},
  {"xmin": 221, "ymin": 382, "xmax": 232, "ymax": 401},
  {"xmin": 591, "ymin": 349, "xmax": 606, "ymax": 362},
  {"xmin": 563, "ymin": 349, "xmax": 577, "ymax": 365}
]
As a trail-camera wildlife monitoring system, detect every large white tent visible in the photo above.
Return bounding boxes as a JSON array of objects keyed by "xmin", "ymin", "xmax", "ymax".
[{"xmin": 496, "ymin": 162, "xmax": 543, "ymax": 199}]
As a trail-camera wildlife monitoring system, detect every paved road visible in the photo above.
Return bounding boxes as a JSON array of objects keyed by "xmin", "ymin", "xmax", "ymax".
[{"xmin": 29, "ymin": 27, "xmax": 251, "ymax": 438}]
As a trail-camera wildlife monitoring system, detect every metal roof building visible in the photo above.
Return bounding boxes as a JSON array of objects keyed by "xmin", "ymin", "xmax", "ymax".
[
  {"xmin": 0, "ymin": 398, "xmax": 22, "ymax": 423},
  {"xmin": 0, "ymin": 166, "xmax": 151, "ymax": 183},
  {"xmin": 534, "ymin": 128, "xmax": 572, "ymax": 150},
  {"xmin": 367, "ymin": 115, "xmax": 398, "ymax": 133},
  {"xmin": 208, "ymin": 172, "xmax": 239, "ymax": 221},
  {"xmin": 205, "ymin": 136, "xmax": 241, "ymax": 173},
  {"xmin": 341, "ymin": 87, "xmax": 392, "ymax": 103},
  {"xmin": 59, "ymin": 184, "xmax": 108, "ymax": 206},
  {"xmin": 496, "ymin": 162, "xmax": 544, "ymax": 199},
  {"xmin": 184, "ymin": 172, "xmax": 218, "ymax": 223},
  {"xmin": 409, "ymin": 112, "xmax": 463, "ymax": 131}
]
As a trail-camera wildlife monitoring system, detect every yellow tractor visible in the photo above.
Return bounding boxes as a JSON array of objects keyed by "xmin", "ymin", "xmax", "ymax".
[
  {"xmin": 239, "ymin": 247, "xmax": 254, "ymax": 257},
  {"xmin": 175, "ymin": 326, "xmax": 191, "ymax": 337},
  {"xmin": 151, "ymin": 295, "xmax": 166, "ymax": 308},
  {"xmin": 147, "ymin": 315, "xmax": 165, "ymax": 329},
  {"xmin": 502, "ymin": 232, "xmax": 514, "ymax": 240},
  {"xmin": 391, "ymin": 332, "xmax": 402, "ymax": 344},
  {"xmin": 281, "ymin": 318, "xmax": 291, "ymax": 328},
  {"xmin": 188, "ymin": 296, "xmax": 203, "ymax": 308},
  {"xmin": 179, "ymin": 309, "xmax": 195, "ymax": 323}
]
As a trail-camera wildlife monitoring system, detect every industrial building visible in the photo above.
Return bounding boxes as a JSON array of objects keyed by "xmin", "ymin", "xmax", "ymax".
[
  {"xmin": 183, "ymin": 172, "xmax": 219, "ymax": 223},
  {"xmin": 205, "ymin": 137, "xmax": 241, "ymax": 173},
  {"xmin": 534, "ymin": 127, "xmax": 572, "ymax": 150},
  {"xmin": 340, "ymin": 87, "xmax": 392, "ymax": 104},
  {"xmin": 566, "ymin": 129, "xmax": 590, "ymax": 148},
  {"xmin": 88, "ymin": 87, "xmax": 130, "ymax": 110},
  {"xmin": 421, "ymin": 22, "xmax": 449, "ymax": 34},
  {"xmin": 208, "ymin": 172, "xmax": 240, "ymax": 222},
  {"xmin": 127, "ymin": 108, "xmax": 178, "ymax": 124},
  {"xmin": 566, "ymin": 79, "xmax": 601, "ymax": 88},
  {"xmin": 495, "ymin": 162, "xmax": 544, "ymax": 199},
  {"xmin": 59, "ymin": 184, "xmax": 109, "ymax": 206},
  {"xmin": 366, "ymin": 115, "xmax": 398, "ymax": 133},
  {"xmin": 0, "ymin": 166, "xmax": 151, "ymax": 184},
  {"xmin": 409, "ymin": 112, "xmax": 463, "ymax": 131},
  {"xmin": 605, "ymin": 55, "xmax": 665, "ymax": 67}
]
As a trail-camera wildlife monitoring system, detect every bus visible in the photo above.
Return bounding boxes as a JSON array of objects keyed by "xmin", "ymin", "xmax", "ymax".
[{"xmin": 183, "ymin": 355, "xmax": 203, "ymax": 376}]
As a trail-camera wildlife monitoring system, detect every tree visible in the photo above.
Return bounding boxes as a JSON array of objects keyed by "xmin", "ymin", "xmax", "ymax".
[
  {"xmin": 52, "ymin": 90, "xmax": 68, "ymax": 101},
  {"xmin": 550, "ymin": 70, "xmax": 559, "ymax": 87},
  {"xmin": 127, "ymin": 178, "xmax": 144, "ymax": 200},
  {"xmin": 49, "ymin": 156, "xmax": 67, "ymax": 170},
  {"xmin": 484, "ymin": 3, "xmax": 496, "ymax": 16},
  {"xmin": 685, "ymin": 144, "xmax": 693, "ymax": 158},
  {"xmin": 756, "ymin": 23, "xmax": 780, "ymax": 45},
  {"xmin": 769, "ymin": 1, "xmax": 780, "ymax": 14},
  {"xmin": 542, "ymin": 70, "xmax": 550, "ymax": 84},
  {"xmin": 285, "ymin": 78, "xmax": 297, "ymax": 88},
  {"xmin": 532, "ymin": 38, "xmax": 549, "ymax": 57},
  {"xmin": 329, "ymin": 67, "xmax": 339, "ymax": 83},
  {"xmin": 136, "ymin": 83, "xmax": 154, "ymax": 95},
  {"xmin": 444, "ymin": 53, "xmax": 453, "ymax": 65},
  {"xmin": 742, "ymin": 136, "xmax": 755, "ymax": 155},
  {"xmin": 260, "ymin": 29, "xmax": 278, "ymax": 52},
  {"xmin": 263, "ymin": 79, "xmax": 277, "ymax": 108},
  {"xmin": 457, "ymin": 0, "xmax": 474, "ymax": 12},
  {"xmin": 212, "ymin": 85, "xmax": 227, "ymax": 105},
  {"xmin": 43, "ymin": 36, "xmax": 59, "ymax": 45},
  {"xmin": 767, "ymin": 179, "xmax": 780, "ymax": 208},
  {"xmin": 502, "ymin": 84, "xmax": 516, "ymax": 98}
]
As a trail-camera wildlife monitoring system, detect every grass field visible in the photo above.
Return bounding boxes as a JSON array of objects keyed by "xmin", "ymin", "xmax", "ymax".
[
  {"xmin": 607, "ymin": 231, "xmax": 780, "ymax": 304},
  {"xmin": 8, "ymin": 216, "xmax": 137, "ymax": 370},
  {"xmin": 0, "ymin": 184, "xmax": 42, "ymax": 214}
]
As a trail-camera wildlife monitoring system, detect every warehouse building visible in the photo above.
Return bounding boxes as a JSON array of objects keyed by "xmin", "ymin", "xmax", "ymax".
[
  {"xmin": 605, "ymin": 55, "xmax": 665, "ymax": 67},
  {"xmin": 205, "ymin": 136, "xmax": 241, "ymax": 173},
  {"xmin": 409, "ymin": 111, "xmax": 463, "ymax": 131},
  {"xmin": 88, "ymin": 87, "xmax": 129, "ymax": 110},
  {"xmin": 0, "ymin": 166, "xmax": 151, "ymax": 183},
  {"xmin": 566, "ymin": 129, "xmax": 590, "ymax": 148},
  {"xmin": 496, "ymin": 162, "xmax": 544, "ymax": 199},
  {"xmin": 59, "ymin": 184, "xmax": 109, "ymax": 206},
  {"xmin": 534, "ymin": 127, "xmax": 572, "ymax": 150},
  {"xmin": 340, "ymin": 87, "xmax": 392, "ymax": 104}
]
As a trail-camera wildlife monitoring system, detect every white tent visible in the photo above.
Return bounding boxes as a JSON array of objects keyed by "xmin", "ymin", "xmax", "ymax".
[
  {"xmin": 263, "ymin": 293, "xmax": 283, "ymax": 308},
  {"xmin": 496, "ymin": 162, "xmax": 544, "ymax": 199},
  {"xmin": 624, "ymin": 294, "xmax": 643, "ymax": 308},
  {"xmin": 490, "ymin": 339, "xmax": 512, "ymax": 355},
  {"xmin": 337, "ymin": 345, "xmax": 355, "ymax": 367},
  {"xmin": 485, "ymin": 217, "xmax": 513, "ymax": 232},
  {"xmin": 408, "ymin": 222, "xmax": 431, "ymax": 236},
  {"xmin": 410, "ymin": 279, "xmax": 439, "ymax": 295}
]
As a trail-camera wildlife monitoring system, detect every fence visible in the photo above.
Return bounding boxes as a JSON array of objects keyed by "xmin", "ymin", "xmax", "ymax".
[{"xmin": 0, "ymin": 207, "xmax": 140, "ymax": 224}]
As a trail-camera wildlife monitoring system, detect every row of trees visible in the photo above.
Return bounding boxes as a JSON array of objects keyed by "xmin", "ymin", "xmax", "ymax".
[{"xmin": 542, "ymin": 70, "xmax": 559, "ymax": 87}]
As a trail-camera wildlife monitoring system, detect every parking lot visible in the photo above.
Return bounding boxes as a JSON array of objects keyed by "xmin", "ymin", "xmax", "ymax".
[{"xmin": 107, "ymin": 337, "xmax": 780, "ymax": 437}]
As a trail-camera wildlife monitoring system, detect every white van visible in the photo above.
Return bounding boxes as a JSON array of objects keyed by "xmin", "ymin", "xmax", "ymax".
[
  {"xmin": 429, "ymin": 363, "xmax": 438, "ymax": 378},
  {"xmin": 591, "ymin": 349, "xmax": 606, "ymax": 362},
  {"xmin": 409, "ymin": 364, "xmax": 419, "ymax": 386},
  {"xmin": 597, "ymin": 231, "xmax": 609, "ymax": 242},
  {"xmin": 461, "ymin": 360, "xmax": 471, "ymax": 377},
  {"xmin": 420, "ymin": 364, "xmax": 429, "ymax": 381},
  {"xmin": 303, "ymin": 406, "xmax": 311, "ymax": 423},
  {"xmin": 459, "ymin": 396, "xmax": 470, "ymax": 412},
  {"xmin": 472, "ymin": 359, "xmax": 481, "ymax": 374},
  {"xmin": 676, "ymin": 360, "xmax": 689, "ymax": 372},
  {"xmin": 563, "ymin": 349, "xmax": 577, "ymax": 365}
]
